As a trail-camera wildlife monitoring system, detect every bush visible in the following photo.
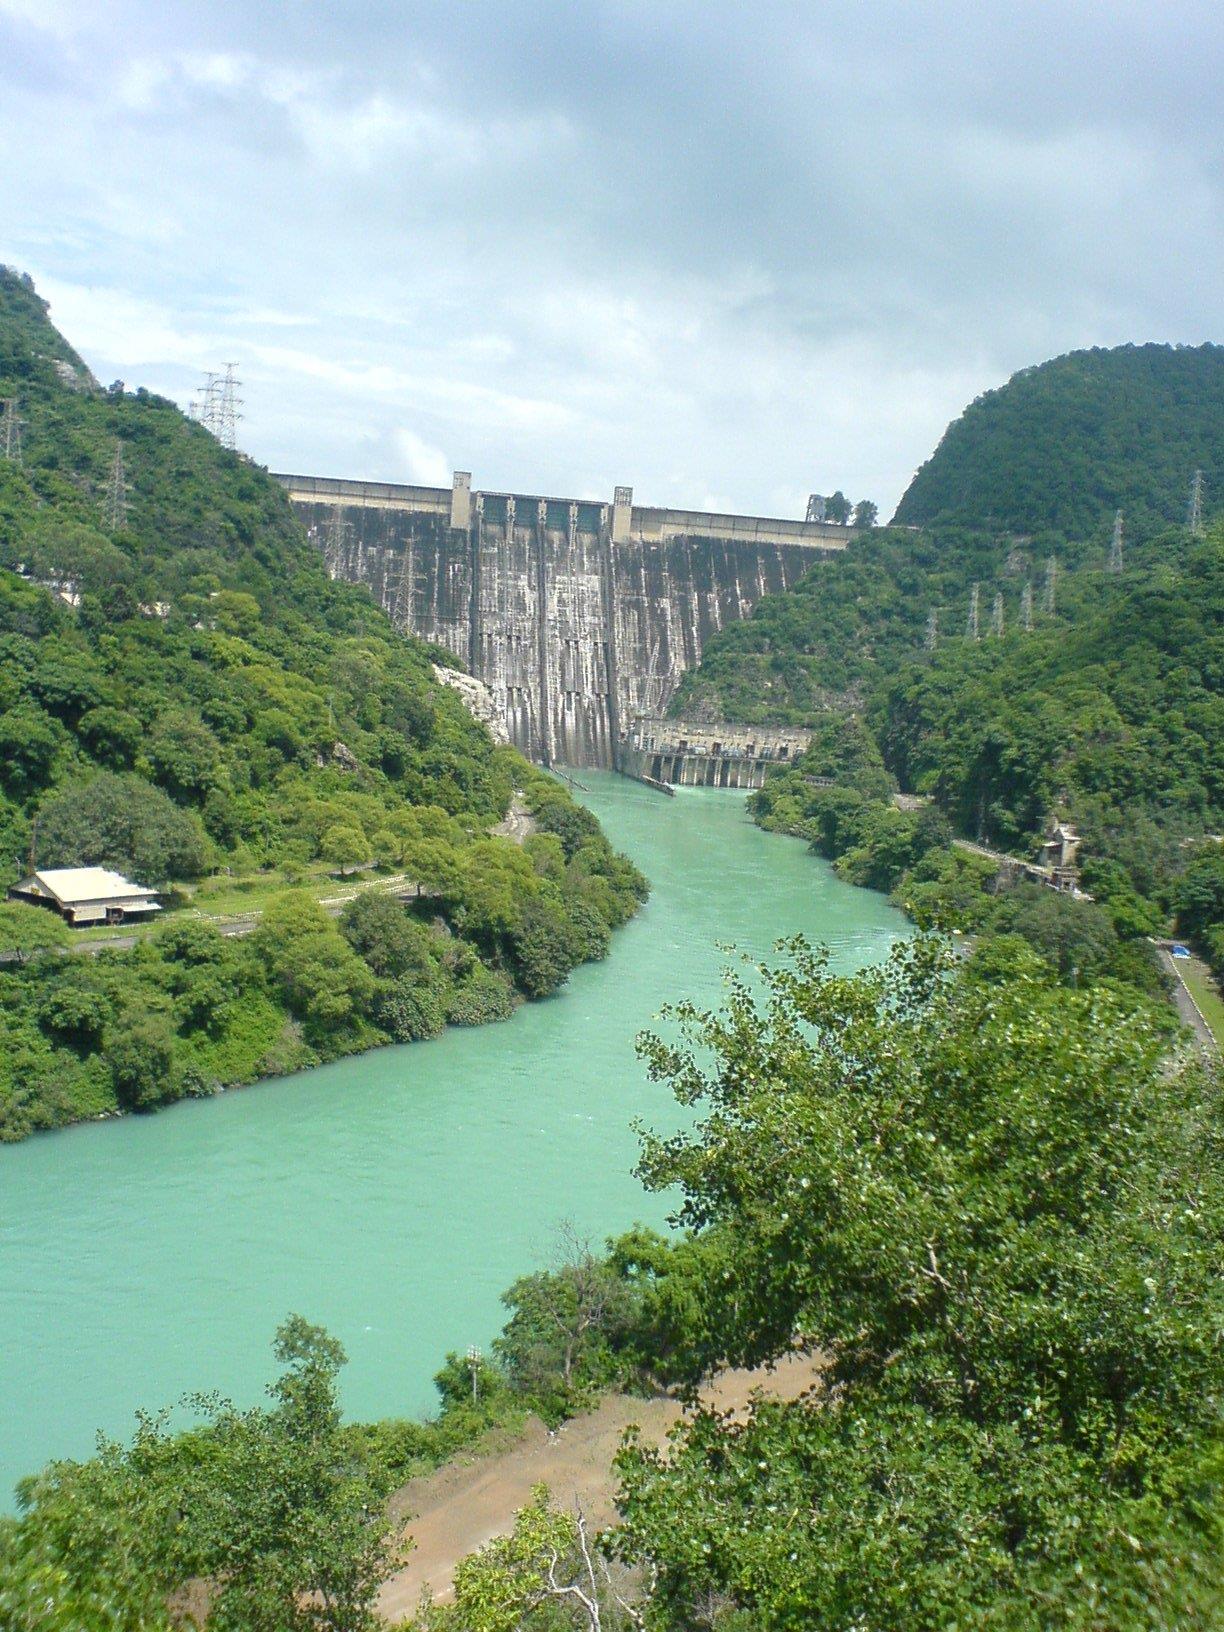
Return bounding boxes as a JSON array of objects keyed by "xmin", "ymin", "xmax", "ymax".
[{"xmin": 445, "ymin": 964, "xmax": 517, "ymax": 1026}]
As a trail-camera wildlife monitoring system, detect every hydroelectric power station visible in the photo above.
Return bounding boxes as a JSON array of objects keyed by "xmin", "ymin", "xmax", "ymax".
[{"xmin": 277, "ymin": 471, "xmax": 847, "ymax": 772}]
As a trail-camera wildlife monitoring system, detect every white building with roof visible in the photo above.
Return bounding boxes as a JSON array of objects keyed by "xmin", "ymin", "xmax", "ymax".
[{"xmin": 8, "ymin": 867, "xmax": 161, "ymax": 927}]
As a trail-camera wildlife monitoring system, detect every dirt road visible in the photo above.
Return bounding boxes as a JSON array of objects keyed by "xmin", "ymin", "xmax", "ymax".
[{"xmin": 377, "ymin": 1353, "xmax": 822, "ymax": 1621}]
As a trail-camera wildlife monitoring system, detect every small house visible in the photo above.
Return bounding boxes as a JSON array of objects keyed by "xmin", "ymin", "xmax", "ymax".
[{"xmin": 8, "ymin": 867, "xmax": 161, "ymax": 927}]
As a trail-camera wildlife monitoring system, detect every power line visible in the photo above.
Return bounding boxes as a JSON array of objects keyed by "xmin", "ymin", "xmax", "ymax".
[
  {"xmin": 1187, "ymin": 469, "xmax": 1204, "ymax": 537},
  {"xmin": 1108, "ymin": 509, "xmax": 1123, "ymax": 574},
  {"xmin": 101, "ymin": 439, "xmax": 130, "ymax": 532}
]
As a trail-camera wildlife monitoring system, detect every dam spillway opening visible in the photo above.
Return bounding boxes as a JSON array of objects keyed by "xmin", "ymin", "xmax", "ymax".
[{"xmin": 277, "ymin": 471, "xmax": 848, "ymax": 771}]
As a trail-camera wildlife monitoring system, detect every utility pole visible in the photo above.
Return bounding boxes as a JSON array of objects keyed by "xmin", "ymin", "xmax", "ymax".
[
  {"xmin": 101, "ymin": 439, "xmax": 130, "ymax": 533},
  {"xmin": 466, "ymin": 1344, "xmax": 481, "ymax": 1403},
  {"xmin": 1020, "ymin": 580, "xmax": 1034, "ymax": 632},
  {"xmin": 1, "ymin": 398, "xmax": 23, "ymax": 464},
  {"xmin": 967, "ymin": 583, "xmax": 980, "ymax": 641},
  {"xmin": 925, "ymin": 607, "xmax": 938, "ymax": 651},
  {"xmin": 1108, "ymin": 509, "xmax": 1123, "ymax": 574},
  {"xmin": 991, "ymin": 592, "xmax": 1005, "ymax": 637},
  {"xmin": 1043, "ymin": 556, "xmax": 1058, "ymax": 616},
  {"xmin": 1187, "ymin": 469, "xmax": 1204, "ymax": 537}
]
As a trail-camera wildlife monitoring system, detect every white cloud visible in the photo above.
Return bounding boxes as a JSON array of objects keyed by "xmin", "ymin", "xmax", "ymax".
[{"xmin": 394, "ymin": 429, "xmax": 451, "ymax": 486}]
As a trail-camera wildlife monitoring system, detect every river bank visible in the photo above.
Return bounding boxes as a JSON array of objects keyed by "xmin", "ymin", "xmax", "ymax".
[{"xmin": 0, "ymin": 774, "xmax": 906, "ymax": 1506}]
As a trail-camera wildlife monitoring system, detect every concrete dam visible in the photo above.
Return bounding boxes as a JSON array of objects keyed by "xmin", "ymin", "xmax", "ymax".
[{"xmin": 276, "ymin": 471, "xmax": 848, "ymax": 769}]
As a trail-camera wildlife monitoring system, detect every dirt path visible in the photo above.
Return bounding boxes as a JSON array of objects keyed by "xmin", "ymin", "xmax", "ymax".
[{"xmin": 377, "ymin": 1353, "xmax": 822, "ymax": 1621}]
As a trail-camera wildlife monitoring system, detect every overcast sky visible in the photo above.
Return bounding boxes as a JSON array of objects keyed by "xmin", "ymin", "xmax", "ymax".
[{"xmin": 2, "ymin": 1, "xmax": 1220, "ymax": 518}]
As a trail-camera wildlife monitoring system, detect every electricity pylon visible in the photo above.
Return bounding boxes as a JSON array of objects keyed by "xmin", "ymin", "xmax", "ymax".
[
  {"xmin": 1020, "ymin": 580, "xmax": 1034, "ymax": 632},
  {"xmin": 1187, "ymin": 469, "xmax": 1204, "ymax": 536},
  {"xmin": 925, "ymin": 607, "xmax": 938, "ymax": 651},
  {"xmin": 1, "ymin": 398, "xmax": 23, "ymax": 463},
  {"xmin": 102, "ymin": 440, "xmax": 130, "ymax": 532},
  {"xmin": 991, "ymin": 592, "xmax": 1005, "ymax": 637},
  {"xmin": 967, "ymin": 583, "xmax": 980, "ymax": 640},
  {"xmin": 1108, "ymin": 509, "xmax": 1123, "ymax": 573}
]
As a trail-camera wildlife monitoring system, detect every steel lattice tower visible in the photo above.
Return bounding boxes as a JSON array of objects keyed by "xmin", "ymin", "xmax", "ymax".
[
  {"xmin": 991, "ymin": 592, "xmax": 1005, "ymax": 637},
  {"xmin": 967, "ymin": 583, "xmax": 980, "ymax": 640},
  {"xmin": 1108, "ymin": 509, "xmax": 1123, "ymax": 573},
  {"xmin": 102, "ymin": 440, "xmax": 130, "ymax": 532},
  {"xmin": 925, "ymin": 607, "xmax": 938, "ymax": 651},
  {"xmin": 216, "ymin": 363, "xmax": 242, "ymax": 452},
  {"xmin": 1021, "ymin": 580, "xmax": 1034, "ymax": 632},
  {"xmin": 1, "ymin": 398, "xmax": 23, "ymax": 464},
  {"xmin": 1187, "ymin": 469, "xmax": 1204, "ymax": 536}
]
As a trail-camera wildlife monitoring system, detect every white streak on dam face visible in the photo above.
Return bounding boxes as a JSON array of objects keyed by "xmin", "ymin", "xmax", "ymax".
[{"xmin": 277, "ymin": 476, "xmax": 847, "ymax": 768}]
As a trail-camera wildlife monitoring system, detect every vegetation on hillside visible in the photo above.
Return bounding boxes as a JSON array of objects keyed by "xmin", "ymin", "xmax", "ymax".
[
  {"xmin": 3, "ymin": 940, "xmax": 1219, "ymax": 1629},
  {"xmin": 676, "ymin": 340, "xmax": 1224, "ymax": 992},
  {"xmin": 0, "ymin": 268, "xmax": 646, "ymax": 1140},
  {"xmin": 894, "ymin": 342, "xmax": 1224, "ymax": 536}
]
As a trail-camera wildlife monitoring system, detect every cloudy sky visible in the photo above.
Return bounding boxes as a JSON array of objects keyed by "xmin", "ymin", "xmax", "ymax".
[{"xmin": 2, "ymin": 1, "xmax": 1220, "ymax": 518}]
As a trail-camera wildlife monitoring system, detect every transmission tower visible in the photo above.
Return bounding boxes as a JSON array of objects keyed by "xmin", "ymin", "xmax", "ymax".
[
  {"xmin": 1108, "ymin": 509, "xmax": 1124, "ymax": 574},
  {"xmin": 216, "ymin": 363, "xmax": 242, "ymax": 451},
  {"xmin": 101, "ymin": 439, "xmax": 130, "ymax": 532},
  {"xmin": 1021, "ymin": 580, "xmax": 1034, "ymax": 632},
  {"xmin": 967, "ymin": 583, "xmax": 980, "ymax": 640},
  {"xmin": 1043, "ymin": 556, "xmax": 1058, "ymax": 616},
  {"xmin": 194, "ymin": 367, "xmax": 242, "ymax": 450},
  {"xmin": 991, "ymin": 592, "xmax": 1005, "ymax": 637},
  {"xmin": 925, "ymin": 607, "xmax": 939, "ymax": 651},
  {"xmin": 1, "ymin": 398, "xmax": 23, "ymax": 464},
  {"xmin": 323, "ymin": 507, "xmax": 351, "ymax": 577},
  {"xmin": 805, "ymin": 493, "xmax": 827, "ymax": 524},
  {"xmin": 1187, "ymin": 469, "xmax": 1204, "ymax": 536}
]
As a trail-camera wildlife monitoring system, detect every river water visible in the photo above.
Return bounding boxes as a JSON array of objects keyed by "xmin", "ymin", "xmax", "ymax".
[{"xmin": 0, "ymin": 774, "xmax": 905, "ymax": 1504}]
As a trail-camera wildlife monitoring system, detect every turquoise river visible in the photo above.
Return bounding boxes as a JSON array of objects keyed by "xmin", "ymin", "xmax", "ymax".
[{"xmin": 0, "ymin": 773, "xmax": 905, "ymax": 1504}]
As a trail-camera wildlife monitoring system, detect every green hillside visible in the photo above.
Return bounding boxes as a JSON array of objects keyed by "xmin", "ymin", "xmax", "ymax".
[
  {"xmin": 893, "ymin": 342, "xmax": 1224, "ymax": 536},
  {"xmin": 0, "ymin": 268, "xmax": 646, "ymax": 1141}
]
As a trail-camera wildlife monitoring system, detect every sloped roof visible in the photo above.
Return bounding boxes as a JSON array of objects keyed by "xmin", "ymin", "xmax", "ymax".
[{"xmin": 19, "ymin": 867, "xmax": 158, "ymax": 904}]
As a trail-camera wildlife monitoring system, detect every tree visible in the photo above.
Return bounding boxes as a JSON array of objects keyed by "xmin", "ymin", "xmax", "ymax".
[
  {"xmin": 508, "ymin": 895, "xmax": 582, "ymax": 999},
  {"xmin": 37, "ymin": 772, "xmax": 210, "ymax": 884},
  {"xmin": 3, "ymin": 1319, "xmax": 396, "ymax": 1632},
  {"xmin": 823, "ymin": 489, "xmax": 852, "ymax": 525},
  {"xmin": 0, "ymin": 902, "xmax": 69, "ymax": 965},
  {"xmin": 496, "ymin": 1223, "xmax": 633, "ymax": 1409},
  {"xmin": 252, "ymin": 893, "xmax": 376, "ymax": 1038},
  {"xmin": 414, "ymin": 1486, "xmax": 644, "ymax": 1632},
  {"xmin": 321, "ymin": 823, "xmax": 371, "ymax": 876},
  {"xmin": 146, "ymin": 711, "xmax": 222, "ymax": 803},
  {"xmin": 852, "ymin": 498, "xmax": 878, "ymax": 528},
  {"xmin": 616, "ymin": 938, "xmax": 1221, "ymax": 1626}
]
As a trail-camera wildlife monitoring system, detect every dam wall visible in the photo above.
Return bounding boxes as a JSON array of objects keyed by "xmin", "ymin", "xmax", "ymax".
[{"xmin": 278, "ymin": 473, "xmax": 848, "ymax": 768}]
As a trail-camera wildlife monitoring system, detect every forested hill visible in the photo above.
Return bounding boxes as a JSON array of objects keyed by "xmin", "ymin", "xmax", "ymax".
[
  {"xmin": 894, "ymin": 342, "xmax": 1224, "ymax": 537},
  {"xmin": 0, "ymin": 267, "xmax": 646, "ymax": 1141}
]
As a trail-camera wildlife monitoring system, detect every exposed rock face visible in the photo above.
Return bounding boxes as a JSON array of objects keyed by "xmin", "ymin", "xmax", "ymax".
[
  {"xmin": 431, "ymin": 663, "xmax": 510, "ymax": 745},
  {"xmin": 280, "ymin": 476, "xmax": 848, "ymax": 768}
]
